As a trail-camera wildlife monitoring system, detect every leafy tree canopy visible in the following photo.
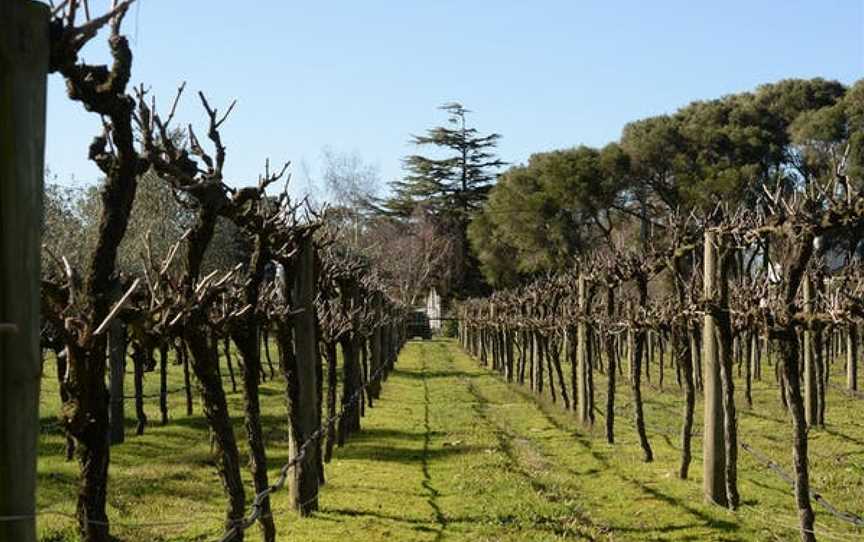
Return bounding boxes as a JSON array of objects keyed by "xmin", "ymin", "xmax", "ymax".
[
  {"xmin": 469, "ymin": 78, "xmax": 856, "ymax": 286},
  {"xmin": 469, "ymin": 144, "xmax": 628, "ymax": 286}
]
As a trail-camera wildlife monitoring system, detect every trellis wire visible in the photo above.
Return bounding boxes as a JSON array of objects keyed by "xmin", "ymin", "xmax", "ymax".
[
  {"xmin": 217, "ymin": 358, "xmax": 392, "ymax": 541},
  {"xmin": 740, "ymin": 441, "xmax": 864, "ymax": 528},
  {"xmin": 3, "ymin": 351, "xmax": 396, "ymax": 541}
]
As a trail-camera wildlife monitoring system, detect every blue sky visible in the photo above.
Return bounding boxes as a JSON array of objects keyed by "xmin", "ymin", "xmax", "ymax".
[{"xmin": 46, "ymin": 0, "xmax": 863, "ymax": 198}]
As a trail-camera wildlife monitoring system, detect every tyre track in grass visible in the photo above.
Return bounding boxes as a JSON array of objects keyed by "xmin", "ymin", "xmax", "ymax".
[
  {"xmin": 418, "ymin": 342, "xmax": 448, "ymax": 541},
  {"xmin": 441, "ymin": 340, "xmax": 748, "ymax": 541},
  {"xmin": 436, "ymin": 341, "xmax": 607, "ymax": 541}
]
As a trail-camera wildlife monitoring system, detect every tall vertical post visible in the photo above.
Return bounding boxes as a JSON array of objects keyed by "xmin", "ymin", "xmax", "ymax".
[
  {"xmin": 0, "ymin": 3, "xmax": 48, "ymax": 541},
  {"xmin": 369, "ymin": 294, "xmax": 383, "ymax": 399},
  {"xmin": 108, "ymin": 320, "xmax": 127, "ymax": 444},
  {"xmin": 803, "ymin": 276, "xmax": 817, "ymax": 427},
  {"xmin": 702, "ymin": 230, "xmax": 727, "ymax": 506},
  {"xmin": 848, "ymin": 324, "xmax": 858, "ymax": 392},
  {"xmin": 576, "ymin": 275, "xmax": 591, "ymax": 424},
  {"xmin": 289, "ymin": 235, "xmax": 320, "ymax": 514}
]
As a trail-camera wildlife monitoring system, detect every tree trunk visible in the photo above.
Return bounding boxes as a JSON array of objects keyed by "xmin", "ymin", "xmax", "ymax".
[
  {"xmin": 132, "ymin": 345, "xmax": 147, "ymax": 436},
  {"xmin": 567, "ymin": 329, "xmax": 576, "ymax": 411},
  {"xmin": 848, "ymin": 324, "xmax": 858, "ymax": 391},
  {"xmin": 186, "ymin": 322, "xmax": 246, "ymax": 538},
  {"xmin": 369, "ymin": 297, "xmax": 384, "ymax": 399},
  {"xmin": 576, "ymin": 276, "xmax": 591, "ymax": 424},
  {"xmin": 108, "ymin": 321, "xmax": 127, "ymax": 444},
  {"xmin": 630, "ymin": 320, "xmax": 653, "ymax": 462},
  {"xmin": 543, "ymin": 336, "xmax": 557, "ymax": 403},
  {"xmin": 324, "ymin": 341, "xmax": 338, "ymax": 462},
  {"xmin": 720, "ymin": 250, "xmax": 740, "ymax": 507},
  {"xmin": 778, "ymin": 334, "xmax": 817, "ymax": 542},
  {"xmin": 534, "ymin": 332, "xmax": 544, "ymax": 394},
  {"xmin": 587, "ymin": 328, "xmax": 596, "ymax": 426},
  {"xmin": 224, "ymin": 335, "xmax": 237, "ymax": 394},
  {"xmin": 744, "ymin": 332, "xmax": 753, "ymax": 409},
  {"xmin": 159, "ymin": 344, "xmax": 169, "ymax": 425},
  {"xmin": 658, "ymin": 333, "xmax": 665, "ymax": 390},
  {"xmin": 645, "ymin": 330, "xmax": 652, "ymax": 385},
  {"xmin": 360, "ymin": 338, "xmax": 370, "ymax": 412},
  {"xmin": 778, "ymin": 357, "xmax": 790, "ymax": 411},
  {"xmin": 680, "ymin": 326, "xmax": 696, "ymax": 479},
  {"xmin": 551, "ymin": 334, "xmax": 570, "ymax": 410},
  {"xmin": 231, "ymin": 322, "xmax": 276, "ymax": 542},
  {"xmin": 179, "ymin": 340, "xmax": 193, "ymax": 416},
  {"xmin": 803, "ymin": 276, "xmax": 818, "ymax": 428},
  {"xmin": 604, "ymin": 287, "xmax": 616, "ymax": 444},
  {"xmin": 315, "ymin": 328, "xmax": 325, "ymax": 486},
  {"xmin": 263, "ymin": 327, "xmax": 276, "ymax": 380},
  {"xmin": 715, "ymin": 249, "xmax": 739, "ymax": 509},
  {"xmin": 54, "ymin": 349, "xmax": 76, "ymax": 460},
  {"xmin": 339, "ymin": 336, "xmax": 362, "ymax": 442},
  {"xmin": 65, "ymin": 342, "xmax": 112, "ymax": 542},
  {"xmin": 814, "ymin": 324, "xmax": 826, "ymax": 427},
  {"xmin": 691, "ymin": 331, "xmax": 702, "ymax": 391}
]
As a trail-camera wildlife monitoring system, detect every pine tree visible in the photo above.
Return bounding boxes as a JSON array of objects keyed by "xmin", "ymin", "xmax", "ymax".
[
  {"xmin": 387, "ymin": 103, "xmax": 505, "ymax": 221},
  {"xmin": 383, "ymin": 103, "xmax": 505, "ymax": 297}
]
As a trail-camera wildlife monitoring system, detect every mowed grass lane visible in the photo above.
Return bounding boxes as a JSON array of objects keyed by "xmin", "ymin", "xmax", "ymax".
[{"xmin": 37, "ymin": 338, "xmax": 864, "ymax": 540}]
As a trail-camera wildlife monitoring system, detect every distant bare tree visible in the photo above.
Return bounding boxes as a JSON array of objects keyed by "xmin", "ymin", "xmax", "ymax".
[
  {"xmin": 320, "ymin": 147, "xmax": 380, "ymax": 247},
  {"xmin": 321, "ymin": 147, "xmax": 380, "ymax": 207},
  {"xmin": 364, "ymin": 206, "xmax": 456, "ymax": 306}
]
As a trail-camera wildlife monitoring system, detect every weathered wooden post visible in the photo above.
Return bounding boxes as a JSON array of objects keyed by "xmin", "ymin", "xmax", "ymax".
[
  {"xmin": 604, "ymin": 286, "xmax": 617, "ymax": 444},
  {"xmin": 369, "ymin": 293, "xmax": 383, "ymax": 399},
  {"xmin": 702, "ymin": 229, "xmax": 727, "ymax": 506},
  {"xmin": 289, "ymin": 235, "xmax": 320, "ymax": 514},
  {"xmin": 0, "ymin": 3, "xmax": 48, "ymax": 542},
  {"xmin": 802, "ymin": 275, "xmax": 818, "ymax": 427},
  {"xmin": 338, "ymin": 282, "xmax": 362, "ymax": 443},
  {"xmin": 158, "ymin": 344, "xmax": 169, "ymax": 425},
  {"xmin": 848, "ymin": 324, "xmax": 858, "ymax": 391},
  {"xmin": 108, "ymin": 320, "xmax": 127, "ymax": 444},
  {"xmin": 576, "ymin": 275, "xmax": 591, "ymax": 424}
]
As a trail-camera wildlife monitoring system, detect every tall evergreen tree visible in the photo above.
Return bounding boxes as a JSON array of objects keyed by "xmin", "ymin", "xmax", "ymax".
[
  {"xmin": 384, "ymin": 103, "xmax": 505, "ymax": 297},
  {"xmin": 388, "ymin": 103, "xmax": 505, "ymax": 220}
]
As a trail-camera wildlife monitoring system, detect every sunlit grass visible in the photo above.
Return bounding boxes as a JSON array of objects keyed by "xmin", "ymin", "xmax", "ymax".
[{"xmin": 36, "ymin": 339, "xmax": 863, "ymax": 541}]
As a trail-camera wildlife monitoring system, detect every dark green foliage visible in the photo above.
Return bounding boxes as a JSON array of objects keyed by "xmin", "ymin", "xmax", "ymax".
[
  {"xmin": 469, "ymin": 78, "xmax": 857, "ymax": 286},
  {"xmin": 620, "ymin": 114, "xmax": 684, "ymax": 209},
  {"xmin": 382, "ymin": 103, "xmax": 505, "ymax": 297},
  {"xmin": 469, "ymin": 145, "xmax": 627, "ymax": 286},
  {"xmin": 846, "ymin": 81, "xmax": 864, "ymax": 182},
  {"xmin": 386, "ymin": 103, "xmax": 505, "ymax": 223},
  {"xmin": 441, "ymin": 318, "xmax": 459, "ymax": 338},
  {"xmin": 791, "ymin": 80, "xmax": 864, "ymax": 185}
]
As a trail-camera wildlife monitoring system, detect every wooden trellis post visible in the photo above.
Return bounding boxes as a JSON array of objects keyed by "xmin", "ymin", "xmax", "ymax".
[
  {"xmin": 848, "ymin": 324, "xmax": 858, "ymax": 391},
  {"xmin": 802, "ymin": 275, "xmax": 818, "ymax": 427},
  {"xmin": 369, "ymin": 293, "xmax": 383, "ymax": 400},
  {"xmin": 108, "ymin": 319, "xmax": 127, "ymax": 444},
  {"xmin": 576, "ymin": 275, "xmax": 591, "ymax": 424},
  {"xmin": 289, "ymin": 235, "xmax": 321, "ymax": 514},
  {"xmin": 702, "ymin": 229, "xmax": 727, "ymax": 506},
  {"xmin": 0, "ymin": 2, "xmax": 49, "ymax": 541}
]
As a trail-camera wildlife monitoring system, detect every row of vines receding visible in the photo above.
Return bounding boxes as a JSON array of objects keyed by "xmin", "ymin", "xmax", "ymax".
[
  {"xmin": 38, "ymin": 3, "xmax": 410, "ymax": 542},
  {"xmin": 459, "ymin": 180, "xmax": 864, "ymax": 541}
]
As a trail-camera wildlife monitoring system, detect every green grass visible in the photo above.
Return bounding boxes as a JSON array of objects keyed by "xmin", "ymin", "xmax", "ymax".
[{"xmin": 36, "ymin": 339, "xmax": 864, "ymax": 541}]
